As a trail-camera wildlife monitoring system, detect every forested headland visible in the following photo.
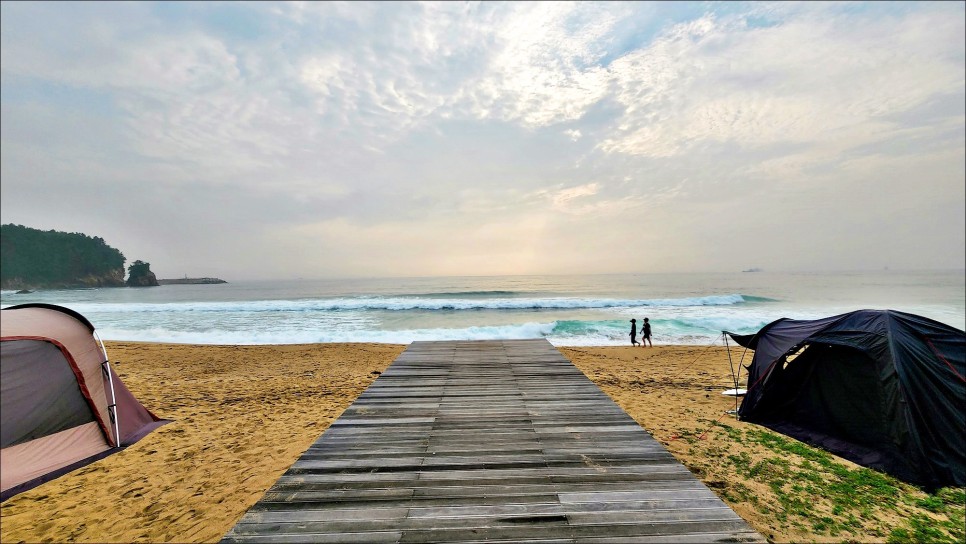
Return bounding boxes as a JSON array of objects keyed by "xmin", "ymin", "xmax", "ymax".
[{"xmin": 1, "ymin": 224, "xmax": 130, "ymax": 289}]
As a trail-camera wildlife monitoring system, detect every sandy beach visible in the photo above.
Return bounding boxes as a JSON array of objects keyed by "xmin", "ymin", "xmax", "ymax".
[
  {"xmin": 0, "ymin": 342, "xmax": 405, "ymax": 543},
  {"xmin": 1, "ymin": 342, "xmax": 961, "ymax": 543}
]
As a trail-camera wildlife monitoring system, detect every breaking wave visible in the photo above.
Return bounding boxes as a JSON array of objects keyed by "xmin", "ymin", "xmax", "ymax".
[{"xmin": 60, "ymin": 293, "xmax": 752, "ymax": 314}]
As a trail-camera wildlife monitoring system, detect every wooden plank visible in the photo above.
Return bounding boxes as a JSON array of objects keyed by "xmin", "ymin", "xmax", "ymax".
[{"xmin": 222, "ymin": 339, "xmax": 764, "ymax": 543}]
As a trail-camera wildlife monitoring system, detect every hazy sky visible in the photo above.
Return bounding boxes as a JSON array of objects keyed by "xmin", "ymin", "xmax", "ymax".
[{"xmin": 1, "ymin": 1, "xmax": 964, "ymax": 280}]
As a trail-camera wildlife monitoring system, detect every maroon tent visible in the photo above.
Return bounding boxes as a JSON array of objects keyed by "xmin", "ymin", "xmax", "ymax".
[{"xmin": 1, "ymin": 304, "xmax": 168, "ymax": 501}]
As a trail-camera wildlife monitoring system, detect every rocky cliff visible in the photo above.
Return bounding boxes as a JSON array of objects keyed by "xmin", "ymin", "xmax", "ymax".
[
  {"xmin": 79, "ymin": 268, "xmax": 127, "ymax": 287},
  {"xmin": 127, "ymin": 270, "xmax": 159, "ymax": 287},
  {"xmin": 1, "ymin": 269, "xmax": 126, "ymax": 290},
  {"xmin": 126, "ymin": 260, "xmax": 159, "ymax": 287}
]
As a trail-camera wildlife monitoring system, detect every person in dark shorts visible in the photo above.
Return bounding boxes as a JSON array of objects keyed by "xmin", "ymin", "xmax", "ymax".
[
  {"xmin": 629, "ymin": 319, "xmax": 640, "ymax": 346},
  {"xmin": 641, "ymin": 317, "xmax": 652, "ymax": 347}
]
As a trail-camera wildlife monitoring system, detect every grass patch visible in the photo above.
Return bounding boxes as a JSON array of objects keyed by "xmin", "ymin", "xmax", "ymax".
[
  {"xmin": 712, "ymin": 421, "xmax": 745, "ymax": 443},
  {"xmin": 889, "ymin": 513, "xmax": 961, "ymax": 544},
  {"xmin": 896, "ymin": 487, "xmax": 966, "ymax": 543},
  {"xmin": 713, "ymin": 426, "xmax": 964, "ymax": 542}
]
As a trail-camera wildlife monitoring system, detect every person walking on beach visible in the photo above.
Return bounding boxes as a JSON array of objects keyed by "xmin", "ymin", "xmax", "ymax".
[
  {"xmin": 641, "ymin": 317, "xmax": 652, "ymax": 347},
  {"xmin": 629, "ymin": 319, "xmax": 640, "ymax": 346}
]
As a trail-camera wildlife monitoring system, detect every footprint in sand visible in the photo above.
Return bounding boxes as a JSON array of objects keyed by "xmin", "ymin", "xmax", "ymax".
[{"xmin": 121, "ymin": 487, "xmax": 144, "ymax": 499}]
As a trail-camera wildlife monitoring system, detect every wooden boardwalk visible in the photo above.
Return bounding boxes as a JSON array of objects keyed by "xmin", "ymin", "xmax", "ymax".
[{"xmin": 222, "ymin": 339, "xmax": 764, "ymax": 543}]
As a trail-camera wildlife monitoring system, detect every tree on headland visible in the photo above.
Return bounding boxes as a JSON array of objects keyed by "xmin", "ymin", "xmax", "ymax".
[{"xmin": 0, "ymin": 224, "xmax": 126, "ymax": 289}]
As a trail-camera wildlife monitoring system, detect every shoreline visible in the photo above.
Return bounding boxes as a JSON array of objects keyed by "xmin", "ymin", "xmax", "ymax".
[{"xmin": 1, "ymin": 341, "xmax": 959, "ymax": 543}]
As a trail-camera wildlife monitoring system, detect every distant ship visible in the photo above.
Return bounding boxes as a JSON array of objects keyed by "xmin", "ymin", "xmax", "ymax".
[{"xmin": 742, "ymin": 267, "xmax": 763, "ymax": 273}]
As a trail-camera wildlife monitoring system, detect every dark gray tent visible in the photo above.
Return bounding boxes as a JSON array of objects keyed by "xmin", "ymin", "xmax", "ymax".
[{"xmin": 728, "ymin": 309, "xmax": 965, "ymax": 489}]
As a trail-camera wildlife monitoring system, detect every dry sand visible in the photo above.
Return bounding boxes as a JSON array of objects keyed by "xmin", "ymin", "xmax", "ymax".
[
  {"xmin": 0, "ymin": 342, "xmax": 405, "ymax": 543},
  {"xmin": 0, "ymin": 342, "xmax": 957, "ymax": 543}
]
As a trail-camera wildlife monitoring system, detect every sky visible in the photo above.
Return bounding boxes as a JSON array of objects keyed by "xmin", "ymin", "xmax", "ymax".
[{"xmin": 1, "ymin": 1, "xmax": 964, "ymax": 280}]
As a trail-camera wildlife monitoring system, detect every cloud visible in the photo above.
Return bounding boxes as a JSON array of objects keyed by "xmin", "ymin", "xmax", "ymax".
[
  {"xmin": 551, "ymin": 182, "xmax": 599, "ymax": 205},
  {"xmin": 564, "ymin": 129, "xmax": 582, "ymax": 141},
  {"xmin": 600, "ymin": 6, "xmax": 965, "ymax": 167},
  {"xmin": 1, "ymin": 1, "xmax": 963, "ymax": 277}
]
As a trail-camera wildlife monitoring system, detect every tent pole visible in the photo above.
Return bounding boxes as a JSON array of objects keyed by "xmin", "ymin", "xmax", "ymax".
[
  {"xmin": 95, "ymin": 331, "xmax": 122, "ymax": 448},
  {"xmin": 723, "ymin": 332, "xmax": 739, "ymax": 417},
  {"xmin": 103, "ymin": 361, "xmax": 121, "ymax": 447}
]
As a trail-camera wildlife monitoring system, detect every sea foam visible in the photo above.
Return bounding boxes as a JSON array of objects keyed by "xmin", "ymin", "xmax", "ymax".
[{"xmin": 60, "ymin": 293, "xmax": 750, "ymax": 314}]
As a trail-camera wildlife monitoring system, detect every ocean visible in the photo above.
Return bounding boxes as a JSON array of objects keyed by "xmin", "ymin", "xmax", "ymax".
[{"xmin": 2, "ymin": 271, "xmax": 963, "ymax": 346}]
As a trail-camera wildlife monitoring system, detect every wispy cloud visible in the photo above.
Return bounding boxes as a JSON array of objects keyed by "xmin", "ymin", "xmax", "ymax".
[{"xmin": 1, "ymin": 1, "xmax": 962, "ymax": 277}]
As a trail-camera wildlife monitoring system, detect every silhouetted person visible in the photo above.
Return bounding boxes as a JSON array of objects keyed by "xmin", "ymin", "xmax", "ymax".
[
  {"xmin": 629, "ymin": 319, "xmax": 640, "ymax": 346},
  {"xmin": 641, "ymin": 317, "xmax": 652, "ymax": 347}
]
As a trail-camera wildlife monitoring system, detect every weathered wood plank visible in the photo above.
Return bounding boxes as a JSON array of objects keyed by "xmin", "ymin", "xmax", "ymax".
[{"xmin": 222, "ymin": 339, "xmax": 763, "ymax": 543}]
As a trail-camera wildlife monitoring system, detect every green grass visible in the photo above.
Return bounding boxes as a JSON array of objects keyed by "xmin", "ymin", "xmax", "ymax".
[
  {"xmin": 703, "ymin": 423, "xmax": 964, "ymax": 542},
  {"xmin": 889, "ymin": 488, "xmax": 966, "ymax": 543}
]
